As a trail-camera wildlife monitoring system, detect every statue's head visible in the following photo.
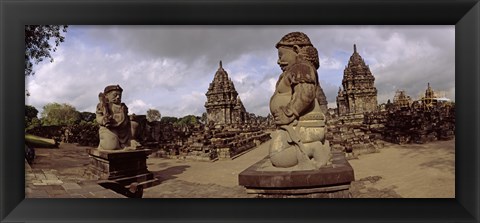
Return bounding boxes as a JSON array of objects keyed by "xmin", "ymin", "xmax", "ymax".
[
  {"xmin": 104, "ymin": 85, "xmax": 123, "ymax": 105},
  {"xmin": 276, "ymin": 32, "xmax": 319, "ymax": 70}
]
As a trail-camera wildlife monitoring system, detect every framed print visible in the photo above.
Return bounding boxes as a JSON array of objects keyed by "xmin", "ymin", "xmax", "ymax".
[{"xmin": 1, "ymin": 0, "xmax": 479, "ymax": 222}]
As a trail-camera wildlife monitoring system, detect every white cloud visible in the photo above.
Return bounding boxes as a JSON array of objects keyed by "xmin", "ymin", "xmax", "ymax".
[
  {"xmin": 320, "ymin": 56, "xmax": 342, "ymax": 70},
  {"xmin": 327, "ymin": 102, "xmax": 337, "ymax": 109},
  {"xmin": 26, "ymin": 25, "xmax": 454, "ymax": 119}
]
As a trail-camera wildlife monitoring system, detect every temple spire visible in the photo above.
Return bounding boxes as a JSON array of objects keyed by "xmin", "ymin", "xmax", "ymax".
[
  {"xmin": 219, "ymin": 60, "xmax": 223, "ymax": 69},
  {"xmin": 354, "ymin": 44, "xmax": 357, "ymax": 53}
]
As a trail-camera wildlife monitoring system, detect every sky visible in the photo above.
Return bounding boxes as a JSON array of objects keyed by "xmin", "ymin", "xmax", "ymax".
[{"xmin": 26, "ymin": 25, "xmax": 455, "ymax": 118}]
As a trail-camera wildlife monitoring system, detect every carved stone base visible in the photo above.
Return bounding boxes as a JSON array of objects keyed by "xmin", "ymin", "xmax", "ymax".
[
  {"xmin": 87, "ymin": 149, "xmax": 159, "ymax": 188},
  {"xmin": 238, "ymin": 151, "xmax": 354, "ymax": 198}
]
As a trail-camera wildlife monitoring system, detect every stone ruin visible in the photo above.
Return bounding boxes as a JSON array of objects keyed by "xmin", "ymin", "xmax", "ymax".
[
  {"xmin": 326, "ymin": 118, "xmax": 385, "ymax": 157},
  {"xmin": 327, "ymin": 45, "xmax": 382, "ymax": 156},
  {"xmin": 205, "ymin": 61, "xmax": 248, "ymax": 126},
  {"xmin": 392, "ymin": 89, "xmax": 412, "ymax": 109},
  {"xmin": 210, "ymin": 127, "xmax": 270, "ymax": 160},
  {"xmin": 148, "ymin": 61, "xmax": 271, "ymax": 161},
  {"xmin": 129, "ymin": 116, "xmax": 271, "ymax": 162},
  {"xmin": 328, "ymin": 83, "xmax": 455, "ymax": 157},
  {"xmin": 187, "ymin": 61, "xmax": 271, "ymax": 160},
  {"xmin": 379, "ymin": 84, "xmax": 455, "ymax": 144},
  {"xmin": 327, "ymin": 45, "xmax": 455, "ymax": 157},
  {"xmin": 336, "ymin": 44, "xmax": 378, "ymax": 116}
]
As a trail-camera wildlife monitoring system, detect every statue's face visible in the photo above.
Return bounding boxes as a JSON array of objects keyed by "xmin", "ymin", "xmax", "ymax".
[
  {"xmin": 106, "ymin": 90, "xmax": 122, "ymax": 104},
  {"xmin": 277, "ymin": 46, "xmax": 297, "ymax": 71}
]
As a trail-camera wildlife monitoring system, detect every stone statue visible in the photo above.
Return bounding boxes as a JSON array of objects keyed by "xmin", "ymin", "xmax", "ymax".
[
  {"xmin": 269, "ymin": 32, "xmax": 331, "ymax": 170},
  {"xmin": 96, "ymin": 85, "xmax": 139, "ymax": 150}
]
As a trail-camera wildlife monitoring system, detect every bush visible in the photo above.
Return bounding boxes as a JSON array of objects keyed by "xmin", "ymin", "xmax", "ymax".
[
  {"xmin": 27, "ymin": 122, "xmax": 100, "ymax": 147},
  {"xmin": 69, "ymin": 122, "xmax": 99, "ymax": 147}
]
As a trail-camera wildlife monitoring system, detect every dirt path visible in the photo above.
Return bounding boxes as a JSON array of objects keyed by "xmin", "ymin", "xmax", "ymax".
[
  {"xmin": 143, "ymin": 139, "xmax": 270, "ymax": 198},
  {"xmin": 147, "ymin": 141, "xmax": 269, "ymax": 188},
  {"xmin": 27, "ymin": 138, "xmax": 455, "ymax": 198},
  {"xmin": 348, "ymin": 140, "xmax": 455, "ymax": 198},
  {"xmin": 144, "ymin": 138, "xmax": 455, "ymax": 198}
]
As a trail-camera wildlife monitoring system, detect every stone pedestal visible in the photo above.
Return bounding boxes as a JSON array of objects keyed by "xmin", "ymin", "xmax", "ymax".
[
  {"xmin": 238, "ymin": 151, "xmax": 354, "ymax": 198},
  {"xmin": 87, "ymin": 149, "xmax": 159, "ymax": 188}
]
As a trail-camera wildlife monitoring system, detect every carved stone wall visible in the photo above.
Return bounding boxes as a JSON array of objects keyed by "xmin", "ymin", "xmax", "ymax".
[
  {"xmin": 328, "ymin": 85, "xmax": 455, "ymax": 157},
  {"xmin": 153, "ymin": 125, "xmax": 271, "ymax": 161}
]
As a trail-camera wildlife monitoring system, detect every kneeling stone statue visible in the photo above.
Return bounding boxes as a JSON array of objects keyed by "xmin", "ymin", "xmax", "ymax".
[
  {"xmin": 269, "ymin": 32, "xmax": 331, "ymax": 170},
  {"xmin": 96, "ymin": 85, "xmax": 140, "ymax": 151}
]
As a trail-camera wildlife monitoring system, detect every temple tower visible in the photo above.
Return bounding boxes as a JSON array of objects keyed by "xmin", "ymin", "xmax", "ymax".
[
  {"xmin": 393, "ymin": 90, "xmax": 412, "ymax": 109},
  {"xmin": 205, "ymin": 61, "xmax": 247, "ymax": 126},
  {"xmin": 336, "ymin": 44, "xmax": 378, "ymax": 116},
  {"xmin": 424, "ymin": 83, "xmax": 436, "ymax": 99}
]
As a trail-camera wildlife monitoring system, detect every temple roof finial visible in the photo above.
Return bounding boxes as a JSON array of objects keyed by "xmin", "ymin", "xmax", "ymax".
[
  {"xmin": 219, "ymin": 60, "xmax": 223, "ymax": 69},
  {"xmin": 354, "ymin": 44, "xmax": 357, "ymax": 53}
]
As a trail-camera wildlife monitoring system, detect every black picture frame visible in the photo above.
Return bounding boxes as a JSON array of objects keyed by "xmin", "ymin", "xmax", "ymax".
[{"xmin": 1, "ymin": 0, "xmax": 479, "ymax": 222}]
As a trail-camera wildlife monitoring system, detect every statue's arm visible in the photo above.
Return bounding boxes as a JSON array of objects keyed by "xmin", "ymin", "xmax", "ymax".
[
  {"xmin": 275, "ymin": 63, "xmax": 316, "ymax": 125},
  {"xmin": 288, "ymin": 83, "xmax": 316, "ymax": 115},
  {"xmin": 96, "ymin": 103, "xmax": 106, "ymax": 125}
]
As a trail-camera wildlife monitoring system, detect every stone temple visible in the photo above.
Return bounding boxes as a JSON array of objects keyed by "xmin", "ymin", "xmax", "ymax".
[
  {"xmin": 336, "ymin": 44, "xmax": 378, "ymax": 116},
  {"xmin": 205, "ymin": 61, "xmax": 248, "ymax": 126}
]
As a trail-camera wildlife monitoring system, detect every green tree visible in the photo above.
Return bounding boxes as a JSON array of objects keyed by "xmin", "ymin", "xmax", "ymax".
[
  {"xmin": 80, "ymin": 111, "xmax": 96, "ymax": 123},
  {"xmin": 26, "ymin": 118, "xmax": 42, "ymax": 130},
  {"xmin": 25, "ymin": 25, "xmax": 68, "ymax": 76},
  {"xmin": 146, "ymin": 109, "xmax": 161, "ymax": 122},
  {"xmin": 25, "ymin": 105, "xmax": 41, "ymax": 129},
  {"xmin": 176, "ymin": 115, "xmax": 198, "ymax": 126},
  {"xmin": 160, "ymin": 116, "xmax": 178, "ymax": 124},
  {"xmin": 41, "ymin": 102, "xmax": 80, "ymax": 126},
  {"xmin": 25, "ymin": 105, "xmax": 38, "ymax": 121}
]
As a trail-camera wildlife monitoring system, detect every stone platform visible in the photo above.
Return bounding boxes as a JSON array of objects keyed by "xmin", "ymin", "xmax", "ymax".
[
  {"xmin": 87, "ymin": 149, "xmax": 159, "ymax": 189},
  {"xmin": 238, "ymin": 151, "xmax": 354, "ymax": 198}
]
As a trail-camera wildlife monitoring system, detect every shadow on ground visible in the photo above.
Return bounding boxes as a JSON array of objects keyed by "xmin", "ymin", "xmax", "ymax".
[
  {"xmin": 148, "ymin": 162, "xmax": 171, "ymax": 169},
  {"xmin": 350, "ymin": 176, "xmax": 402, "ymax": 198},
  {"xmin": 419, "ymin": 158, "xmax": 455, "ymax": 175},
  {"xmin": 151, "ymin": 165, "xmax": 190, "ymax": 182},
  {"xmin": 395, "ymin": 140, "xmax": 455, "ymax": 175}
]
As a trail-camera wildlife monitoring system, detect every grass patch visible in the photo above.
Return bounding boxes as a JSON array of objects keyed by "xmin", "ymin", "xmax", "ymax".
[{"xmin": 25, "ymin": 134, "xmax": 58, "ymax": 148}]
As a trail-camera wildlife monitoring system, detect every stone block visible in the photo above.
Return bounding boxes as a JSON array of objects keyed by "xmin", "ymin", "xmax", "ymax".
[
  {"xmin": 62, "ymin": 183, "xmax": 82, "ymax": 190},
  {"xmin": 238, "ymin": 151, "xmax": 354, "ymax": 198},
  {"xmin": 87, "ymin": 149, "xmax": 152, "ymax": 180},
  {"xmin": 87, "ymin": 148, "xmax": 159, "ymax": 192},
  {"xmin": 33, "ymin": 182, "xmax": 48, "ymax": 186},
  {"xmin": 44, "ymin": 179, "xmax": 64, "ymax": 185}
]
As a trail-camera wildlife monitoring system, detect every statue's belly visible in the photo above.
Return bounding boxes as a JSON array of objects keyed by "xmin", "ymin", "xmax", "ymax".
[{"xmin": 270, "ymin": 92, "xmax": 291, "ymax": 115}]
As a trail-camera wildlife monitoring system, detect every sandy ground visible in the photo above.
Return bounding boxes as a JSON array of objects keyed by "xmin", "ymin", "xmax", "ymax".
[
  {"xmin": 143, "ymin": 138, "xmax": 455, "ymax": 198},
  {"xmin": 27, "ymin": 137, "xmax": 455, "ymax": 198},
  {"xmin": 349, "ymin": 140, "xmax": 455, "ymax": 198},
  {"xmin": 146, "ymin": 141, "xmax": 270, "ymax": 188}
]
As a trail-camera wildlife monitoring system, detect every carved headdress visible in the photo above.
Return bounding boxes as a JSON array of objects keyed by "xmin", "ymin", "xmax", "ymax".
[
  {"xmin": 275, "ymin": 32, "xmax": 313, "ymax": 48},
  {"xmin": 276, "ymin": 32, "xmax": 319, "ymax": 69},
  {"xmin": 103, "ymin": 85, "xmax": 123, "ymax": 94}
]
